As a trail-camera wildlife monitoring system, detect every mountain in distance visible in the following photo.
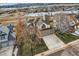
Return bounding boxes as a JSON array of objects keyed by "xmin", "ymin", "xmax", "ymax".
[{"xmin": 0, "ymin": 3, "xmax": 50, "ymax": 8}]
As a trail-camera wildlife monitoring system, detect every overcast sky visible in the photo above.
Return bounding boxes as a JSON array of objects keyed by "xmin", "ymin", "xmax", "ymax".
[{"xmin": 0, "ymin": 0, "xmax": 79, "ymax": 3}]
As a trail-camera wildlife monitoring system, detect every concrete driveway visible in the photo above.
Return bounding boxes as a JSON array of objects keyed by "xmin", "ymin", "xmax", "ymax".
[{"xmin": 43, "ymin": 34, "xmax": 65, "ymax": 50}]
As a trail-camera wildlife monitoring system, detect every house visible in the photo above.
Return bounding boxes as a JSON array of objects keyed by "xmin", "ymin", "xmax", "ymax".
[
  {"xmin": 0, "ymin": 25, "xmax": 9, "ymax": 43},
  {"xmin": 35, "ymin": 18, "xmax": 51, "ymax": 30},
  {"xmin": 0, "ymin": 24, "xmax": 15, "ymax": 48}
]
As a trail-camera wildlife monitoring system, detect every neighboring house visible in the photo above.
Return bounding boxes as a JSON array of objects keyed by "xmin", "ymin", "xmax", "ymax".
[
  {"xmin": 27, "ymin": 17, "xmax": 51, "ymax": 30},
  {"xmin": 35, "ymin": 19, "xmax": 51, "ymax": 30},
  {"xmin": 0, "ymin": 24, "xmax": 15, "ymax": 48},
  {"xmin": 0, "ymin": 26, "xmax": 9, "ymax": 43}
]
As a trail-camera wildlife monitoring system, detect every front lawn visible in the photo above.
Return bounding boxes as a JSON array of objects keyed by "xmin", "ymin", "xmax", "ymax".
[{"xmin": 55, "ymin": 32, "xmax": 79, "ymax": 43}]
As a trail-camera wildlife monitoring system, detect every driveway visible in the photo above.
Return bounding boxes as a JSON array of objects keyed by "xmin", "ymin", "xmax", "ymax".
[{"xmin": 43, "ymin": 34, "xmax": 65, "ymax": 50}]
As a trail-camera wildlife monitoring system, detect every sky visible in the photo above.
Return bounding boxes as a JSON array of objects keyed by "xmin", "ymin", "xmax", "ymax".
[
  {"xmin": 0, "ymin": 3, "xmax": 17, "ymax": 6},
  {"xmin": 0, "ymin": 0, "xmax": 79, "ymax": 3},
  {"xmin": 0, "ymin": 0, "xmax": 79, "ymax": 6}
]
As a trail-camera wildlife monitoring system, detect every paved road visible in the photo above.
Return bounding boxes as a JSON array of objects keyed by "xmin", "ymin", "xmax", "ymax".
[
  {"xmin": 43, "ymin": 34, "xmax": 65, "ymax": 50},
  {"xmin": 51, "ymin": 39, "xmax": 79, "ymax": 56},
  {"xmin": 27, "ymin": 11, "xmax": 79, "ymax": 16}
]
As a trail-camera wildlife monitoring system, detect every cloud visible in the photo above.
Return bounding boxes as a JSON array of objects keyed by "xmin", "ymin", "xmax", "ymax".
[{"xmin": 0, "ymin": 0, "xmax": 79, "ymax": 3}]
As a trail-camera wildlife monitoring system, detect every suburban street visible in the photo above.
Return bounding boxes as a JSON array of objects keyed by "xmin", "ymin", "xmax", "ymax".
[
  {"xmin": 0, "ymin": 3, "xmax": 79, "ymax": 56},
  {"xmin": 27, "ymin": 11, "xmax": 79, "ymax": 16}
]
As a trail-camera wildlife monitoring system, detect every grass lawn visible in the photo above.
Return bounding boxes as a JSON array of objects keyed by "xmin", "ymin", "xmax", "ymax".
[{"xmin": 55, "ymin": 32, "xmax": 79, "ymax": 43}]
